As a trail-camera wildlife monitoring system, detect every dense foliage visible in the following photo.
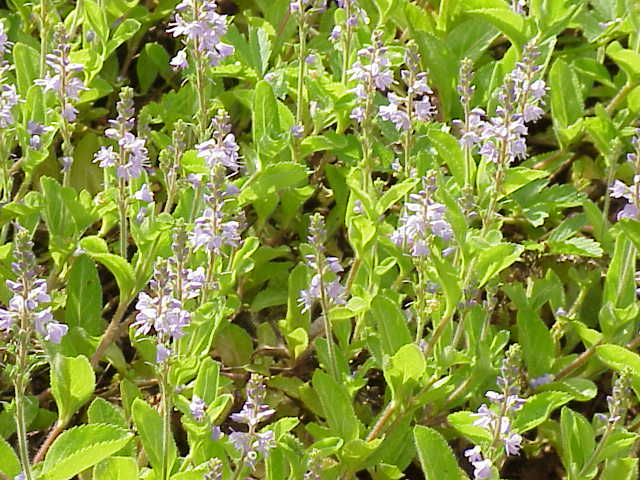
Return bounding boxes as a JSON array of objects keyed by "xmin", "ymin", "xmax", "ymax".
[{"xmin": 1, "ymin": 0, "xmax": 640, "ymax": 479}]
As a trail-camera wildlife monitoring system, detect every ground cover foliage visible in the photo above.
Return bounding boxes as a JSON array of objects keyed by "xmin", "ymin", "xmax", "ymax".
[{"xmin": 1, "ymin": 0, "xmax": 640, "ymax": 478}]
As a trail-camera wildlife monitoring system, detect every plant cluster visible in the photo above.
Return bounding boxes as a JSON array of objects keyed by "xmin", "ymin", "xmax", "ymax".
[{"xmin": 0, "ymin": 0, "xmax": 640, "ymax": 479}]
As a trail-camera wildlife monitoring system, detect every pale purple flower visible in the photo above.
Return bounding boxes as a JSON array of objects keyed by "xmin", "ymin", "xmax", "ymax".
[
  {"xmin": 43, "ymin": 321, "xmax": 68, "ymax": 344},
  {"xmin": 348, "ymin": 34, "xmax": 393, "ymax": 124},
  {"xmin": 529, "ymin": 373, "xmax": 555, "ymax": 389},
  {"xmin": 391, "ymin": 180, "xmax": 453, "ymax": 257},
  {"xmin": 190, "ymin": 208, "xmax": 241, "ymax": 254},
  {"xmin": 133, "ymin": 259, "xmax": 192, "ymax": 361},
  {"xmin": 170, "ymin": 49, "xmax": 188, "ymax": 70},
  {"xmin": 27, "ymin": 121, "xmax": 51, "ymax": 150},
  {"xmin": 196, "ymin": 110, "xmax": 240, "ymax": 171},
  {"xmin": 229, "ymin": 375, "xmax": 276, "ymax": 427},
  {"xmin": 93, "ymin": 146, "xmax": 118, "ymax": 168},
  {"xmin": 291, "ymin": 124, "xmax": 304, "ymax": 138},
  {"xmin": 35, "ymin": 26, "xmax": 87, "ymax": 126},
  {"xmin": 190, "ymin": 394, "xmax": 207, "ymax": 422},
  {"xmin": 168, "ymin": 0, "xmax": 234, "ymax": 68},
  {"xmin": 156, "ymin": 344, "xmax": 172, "ymax": 363},
  {"xmin": 329, "ymin": 25, "xmax": 341, "ymax": 43},
  {"xmin": 504, "ymin": 432, "xmax": 523, "ymax": 456},
  {"xmin": 134, "ymin": 184, "xmax": 154, "ymax": 203},
  {"xmin": 0, "ymin": 226, "xmax": 66, "ymax": 344},
  {"xmin": 464, "ymin": 447, "xmax": 493, "ymax": 480},
  {"xmin": 0, "ymin": 84, "xmax": 20, "ymax": 128}
]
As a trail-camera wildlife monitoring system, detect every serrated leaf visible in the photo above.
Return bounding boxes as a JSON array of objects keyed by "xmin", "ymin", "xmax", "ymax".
[
  {"xmin": 42, "ymin": 424, "xmax": 133, "ymax": 480},
  {"xmin": 0, "ymin": 436, "xmax": 21, "ymax": 477},
  {"xmin": 132, "ymin": 398, "xmax": 177, "ymax": 472},
  {"xmin": 79, "ymin": 236, "xmax": 135, "ymax": 299},
  {"xmin": 513, "ymin": 391, "xmax": 572, "ymax": 433},
  {"xmin": 51, "ymin": 355, "xmax": 96, "ymax": 425},
  {"xmin": 93, "ymin": 456, "xmax": 138, "ymax": 480},
  {"xmin": 414, "ymin": 425, "xmax": 467, "ymax": 480},
  {"xmin": 65, "ymin": 255, "xmax": 104, "ymax": 335},
  {"xmin": 548, "ymin": 236, "xmax": 603, "ymax": 258}
]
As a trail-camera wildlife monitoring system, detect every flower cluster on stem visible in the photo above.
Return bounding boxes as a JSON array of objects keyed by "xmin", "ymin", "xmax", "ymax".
[
  {"xmin": 299, "ymin": 214, "xmax": 345, "ymax": 379},
  {"xmin": 610, "ymin": 130, "xmax": 640, "ymax": 220},
  {"xmin": 35, "ymin": 24, "xmax": 86, "ymax": 183},
  {"xmin": 0, "ymin": 224, "xmax": 67, "ymax": 480},
  {"xmin": 0, "ymin": 21, "xmax": 19, "ymax": 206},
  {"xmin": 93, "ymin": 87, "xmax": 149, "ymax": 257},
  {"xmin": 329, "ymin": 0, "xmax": 369, "ymax": 82},
  {"xmin": 168, "ymin": 0, "xmax": 234, "ymax": 140},
  {"xmin": 228, "ymin": 374, "xmax": 276, "ymax": 477},
  {"xmin": 466, "ymin": 345, "xmax": 526, "ymax": 479}
]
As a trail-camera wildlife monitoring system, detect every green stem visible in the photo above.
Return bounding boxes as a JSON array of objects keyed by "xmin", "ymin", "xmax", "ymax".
[
  {"xmin": 160, "ymin": 371, "xmax": 173, "ymax": 480},
  {"xmin": 15, "ymin": 308, "xmax": 33, "ymax": 479},
  {"xmin": 317, "ymin": 254, "xmax": 339, "ymax": 381},
  {"xmin": 295, "ymin": 16, "xmax": 307, "ymax": 128},
  {"xmin": 118, "ymin": 180, "xmax": 128, "ymax": 259},
  {"xmin": 341, "ymin": 5, "xmax": 352, "ymax": 84}
]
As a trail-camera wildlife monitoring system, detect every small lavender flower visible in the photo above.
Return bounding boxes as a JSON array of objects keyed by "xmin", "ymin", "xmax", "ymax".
[
  {"xmin": 391, "ymin": 177, "xmax": 453, "ymax": 257},
  {"xmin": 132, "ymin": 259, "xmax": 192, "ymax": 362},
  {"xmin": 0, "ymin": 225, "xmax": 67, "ymax": 344},
  {"xmin": 299, "ymin": 215, "xmax": 347, "ymax": 312},
  {"xmin": 168, "ymin": 0, "xmax": 234, "ymax": 68},
  {"xmin": 196, "ymin": 110, "xmax": 240, "ymax": 172},
  {"xmin": 470, "ymin": 345, "xmax": 526, "ymax": 465},
  {"xmin": 228, "ymin": 375, "xmax": 276, "ymax": 471},
  {"xmin": 464, "ymin": 446, "xmax": 493, "ymax": 479},
  {"xmin": 134, "ymin": 184, "xmax": 154, "ymax": 203},
  {"xmin": 189, "ymin": 394, "xmax": 207, "ymax": 422},
  {"xmin": 35, "ymin": 25, "xmax": 86, "ymax": 121},
  {"xmin": 379, "ymin": 45, "xmax": 435, "ymax": 131},
  {"xmin": 27, "ymin": 121, "xmax": 52, "ymax": 150},
  {"xmin": 529, "ymin": 373, "xmax": 555, "ymax": 389},
  {"xmin": 95, "ymin": 87, "xmax": 149, "ymax": 182},
  {"xmin": 0, "ymin": 84, "xmax": 20, "ymax": 129},
  {"xmin": 610, "ymin": 130, "xmax": 640, "ymax": 220},
  {"xmin": 204, "ymin": 459, "xmax": 223, "ymax": 480},
  {"xmin": 348, "ymin": 32, "xmax": 393, "ymax": 125}
]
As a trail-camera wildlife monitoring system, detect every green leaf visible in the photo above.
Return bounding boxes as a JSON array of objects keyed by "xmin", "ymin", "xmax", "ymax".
[
  {"xmin": 464, "ymin": 7, "xmax": 527, "ymax": 48},
  {"xmin": 65, "ymin": 255, "xmax": 104, "ymax": 335},
  {"xmin": 51, "ymin": 355, "xmax": 96, "ymax": 425},
  {"xmin": 93, "ymin": 456, "xmax": 138, "ymax": 480},
  {"xmin": 87, "ymin": 397, "xmax": 127, "ymax": 428},
  {"xmin": 512, "ymin": 391, "xmax": 573, "ymax": 433},
  {"xmin": 42, "ymin": 424, "xmax": 133, "ymax": 480},
  {"xmin": 252, "ymin": 80, "xmax": 287, "ymax": 160},
  {"xmin": 377, "ymin": 178, "xmax": 419, "ymax": 214},
  {"xmin": 132, "ymin": 398, "xmax": 177, "ymax": 472},
  {"xmin": 547, "ymin": 236, "xmax": 603, "ymax": 258},
  {"xmin": 601, "ymin": 458, "xmax": 639, "ymax": 480},
  {"xmin": 516, "ymin": 307, "xmax": 554, "ymax": 377},
  {"xmin": 414, "ymin": 426, "xmax": 467, "ymax": 480},
  {"xmin": 428, "ymin": 130, "xmax": 466, "ymax": 187},
  {"xmin": 447, "ymin": 411, "xmax": 493, "ymax": 444},
  {"xmin": 549, "ymin": 59, "xmax": 584, "ymax": 136},
  {"xmin": 194, "ymin": 357, "xmax": 220, "ymax": 406},
  {"xmin": 474, "ymin": 243, "xmax": 524, "ymax": 287},
  {"xmin": 13, "ymin": 43, "xmax": 40, "ymax": 97},
  {"xmin": 106, "ymin": 19, "xmax": 141, "ymax": 57},
  {"xmin": 0, "ymin": 436, "xmax": 21, "ymax": 477},
  {"xmin": 596, "ymin": 344, "xmax": 640, "ymax": 377},
  {"xmin": 79, "ymin": 236, "xmax": 136, "ymax": 299},
  {"xmin": 313, "ymin": 370, "xmax": 361, "ymax": 442},
  {"xmin": 136, "ymin": 43, "xmax": 170, "ymax": 93},
  {"xmin": 502, "ymin": 167, "xmax": 549, "ymax": 196},
  {"xmin": 367, "ymin": 294, "xmax": 412, "ymax": 356},
  {"xmin": 606, "ymin": 41, "xmax": 640, "ymax": 81},
  {"xmin": 560, "ymin": 407, "xmax": 596, "ymax": 477}
]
